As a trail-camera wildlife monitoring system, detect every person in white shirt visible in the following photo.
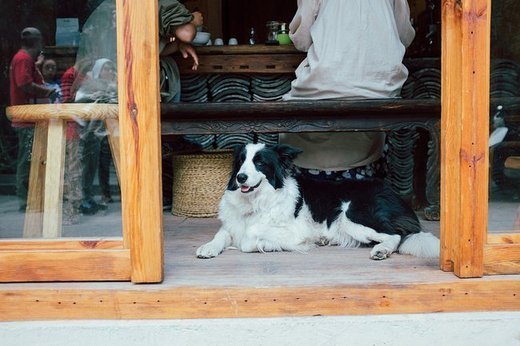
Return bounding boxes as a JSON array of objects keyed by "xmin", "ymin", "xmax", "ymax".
[{"xmin": 280, "ymin": 0, "xmax": 415, "ymax": 180}]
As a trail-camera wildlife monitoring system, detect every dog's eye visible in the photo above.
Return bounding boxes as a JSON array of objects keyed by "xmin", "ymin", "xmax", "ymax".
[{"xmin": 255, "ymin": 161, "xmax": 265, "ymax": 167}]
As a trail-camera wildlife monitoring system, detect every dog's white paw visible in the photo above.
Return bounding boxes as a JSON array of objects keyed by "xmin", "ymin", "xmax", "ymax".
[
  {"xmin": 370, "ymin": 244, "xmax": 393, "ymax": 260},
  {"xmin": 196, "ymin": 243, "xmax": 223, "ymax": 259}
]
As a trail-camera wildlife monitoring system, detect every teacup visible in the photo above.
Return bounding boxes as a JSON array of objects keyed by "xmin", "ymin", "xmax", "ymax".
[
  {"xmin": 228, "ymin": 37, "xmax": 238, "ymax": 45},
  {"xmin": 214, "ymin": 38, "xmax": 224, "ymax": 46}
]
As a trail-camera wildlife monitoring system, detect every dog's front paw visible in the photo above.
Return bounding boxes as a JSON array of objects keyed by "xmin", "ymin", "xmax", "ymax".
[
  {"xmin": 196, "ymin": 243, "xmax": 223, "ymax": 259},
  {"xmin": 370, "ymin": 244, "xmax": 392, "ymax": 260}
]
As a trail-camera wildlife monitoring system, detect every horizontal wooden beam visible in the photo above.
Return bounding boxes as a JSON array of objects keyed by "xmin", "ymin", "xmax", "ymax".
[
  {"xmin": 6, "ymin": 104, "xmax": 118, "ymax": 122},
  {"xmin": 0, "ymin": 280, "xmax": 519, "ymax": 321},
  {"xmin": 487, "ymin": 233, "xmax": 520, "ymax": 244},
  {"xmin": 0, "ymin": 238, "xmax": 124, "ymax": 251},
  {"xmin": 0, "ymin": 250, "xmax": 131, "ymax": 282},
  {"xmin": 484, "ymin": 244, "xmax": 520, "ymax": 275}
]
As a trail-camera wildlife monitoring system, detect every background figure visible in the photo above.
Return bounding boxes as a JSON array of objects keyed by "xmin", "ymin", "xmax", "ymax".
[
  {"xmin": 40, "ymin": 58, "xmax": 62, "ymax": 103},
  {"xmin": 76, "ymin": 0, "xmax": 202, "ymax": 210},
  {"xmin": 60, "ymin": 58, "xmax": 94, "ymax": 223},
  {"xmin": 9, "ymin": 27, "xmax": 55, "ymax": 211},
  {"xmin": 158, "ymin": 0, "xmax": 203, "ymax": 209},
  {"xmin": 280, "ymin": 0, "xmax": 415, "ymax": 181},
  {"xmin": 77, "ymin": 58, "xmax": 117, "ymax": 215}
]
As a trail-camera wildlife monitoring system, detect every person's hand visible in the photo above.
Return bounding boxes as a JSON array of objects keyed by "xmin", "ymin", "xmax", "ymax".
[
  {"xmin": 191, "ymin": 11, "xmax": 203, "ymax": 27},
  {"xmin": 178, "ymin": 42, "xmax": 199, "ymax": 71},
  {"xmin": 35, "ymin": 53, "xmax": 44, "ymax": 67}
]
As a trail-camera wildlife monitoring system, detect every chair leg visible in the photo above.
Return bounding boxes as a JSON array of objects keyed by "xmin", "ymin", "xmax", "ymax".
[
  {"xmin": 42, "ymin": 119, "xmax": 67, "ymax": 238},
  {"xmin": 23, "ymin": 122, "xmax": 48, "ymax": 238},
  {"xmin": 104, "ymin": 118, "xmax": 121, "ymax": 185}
]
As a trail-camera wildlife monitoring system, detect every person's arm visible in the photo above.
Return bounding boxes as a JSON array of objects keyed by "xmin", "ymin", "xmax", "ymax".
[
  {"xmin": 160, "ymin": 40, "xmax": 199, "ymax": 70},
  {"xmin": 20, "ymin": 82, "xmax": 55, "ymax": 98},
  {"xmin": 289, "ymin": 0, "xmax": 321, "ymax": 52},
  {"xmin": 14, "ymin": 57, "xmax": 54, "ymax": 98},
  {"xmin": 393, "ymin": 0, "xmax": 415, "ymax": 48},
  {"xmin": 158, "ymin": 0, "xmax": 195, "ymax": 39},
  {"xmin": 174, "ymin": 22, "xmax": 197, "ymax": 43}
]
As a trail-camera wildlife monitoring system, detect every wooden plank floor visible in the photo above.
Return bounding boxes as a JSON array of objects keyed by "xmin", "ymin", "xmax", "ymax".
[{"xmin": 1, "ymin": 215, "xmax": 520, "ymax": 321}]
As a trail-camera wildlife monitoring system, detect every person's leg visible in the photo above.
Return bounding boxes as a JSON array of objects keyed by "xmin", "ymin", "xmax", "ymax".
[
  {"xmin": 79, "ymin": 122, "xmax": 101, "ymax": 214},
  {"xmin": 63, "ymin": 137, "xmax": 82, "ymax": 223},
  {"xmin": 98, "ymin": 136, "xmax": 113, "ymax": 203},
  {"xmin": 15, "ymin": 127, "xmax": 34, "ymax": 211}
]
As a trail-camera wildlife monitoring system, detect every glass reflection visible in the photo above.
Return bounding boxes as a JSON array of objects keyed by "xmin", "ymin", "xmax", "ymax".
[
  {"xmin": 0, "ymin": 0, "xmax": 121, "ymax": 238},
  {"xmin": 489, "ymin": 0, "xmax": 520, "ymax": 233}
]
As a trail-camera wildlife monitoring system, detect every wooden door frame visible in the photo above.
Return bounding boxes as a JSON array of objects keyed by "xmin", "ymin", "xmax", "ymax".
[
  {"xmin": 440, "ymin": 0, "xmax": 520, "ymax": 277},
  {"xmin": 0, "ymin": 0, "xmax": 163, "ymax": 283}
]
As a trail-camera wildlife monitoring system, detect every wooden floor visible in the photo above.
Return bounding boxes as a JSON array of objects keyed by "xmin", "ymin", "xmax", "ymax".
[{"xmin": 1, "ymin": 216, "xmax": 520, "ymax": 321}]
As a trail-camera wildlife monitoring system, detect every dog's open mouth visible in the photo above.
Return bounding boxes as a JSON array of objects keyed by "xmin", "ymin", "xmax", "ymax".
[{"xmin": 240, "ymin": 181, "xmax": 261, "ymax": 193}]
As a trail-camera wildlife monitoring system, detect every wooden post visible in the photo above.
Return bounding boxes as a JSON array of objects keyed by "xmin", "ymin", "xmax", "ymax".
[
  {"xmin": 23, "ymin": 122, "xmax": 48, "ymax": 238},
  {"xmin": 42, "ymin": 118, "xmax": 67, "ymax": 238},
  {"xmin": 441, "ymin": 0, "xmax": 491, "ymax": 278},
  {"xmin": 115, "ymin": 0, "xmax": 164, "ymax": 282}
]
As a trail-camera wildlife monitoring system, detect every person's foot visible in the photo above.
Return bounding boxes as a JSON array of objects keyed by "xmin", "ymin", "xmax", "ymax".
[
  {"xmin": 102, "ymin": 195, "xmax": 114, "ymax": 204},
  {"xmin": 79, "ymin": 199, "xmax": 99, "ymax": 215}
]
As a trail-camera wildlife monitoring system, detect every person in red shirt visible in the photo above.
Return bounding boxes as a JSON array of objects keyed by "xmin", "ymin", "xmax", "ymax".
[{"xmin": 9, "ymin": 27, "xmax": 55, "ymax": 211}]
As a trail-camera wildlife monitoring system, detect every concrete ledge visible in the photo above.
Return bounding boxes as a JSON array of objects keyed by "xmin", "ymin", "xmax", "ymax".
[{"xmin": 1, "ymin": 312, "xmax": 520, "ymax": 346}]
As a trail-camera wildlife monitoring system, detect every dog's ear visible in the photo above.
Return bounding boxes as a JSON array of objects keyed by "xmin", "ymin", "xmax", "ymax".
[
  {"xmin": 271, "ymin": 144, "xmax": 303, "ymax": 162},
  {"xmin": 226, "ymin": 144, "xmax": 246, "ymax": 191}
]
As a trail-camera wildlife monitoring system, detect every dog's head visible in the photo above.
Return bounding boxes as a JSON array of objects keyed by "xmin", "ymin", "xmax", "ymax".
[{"xmin": 226, "ymin": 143, "xmax": 302, "ymax": 193}]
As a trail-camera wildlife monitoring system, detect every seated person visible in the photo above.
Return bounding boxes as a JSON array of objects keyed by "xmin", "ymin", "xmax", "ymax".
[{"xmin": 280, "ymin": 0, "xmax": 415, "ymax": 181}]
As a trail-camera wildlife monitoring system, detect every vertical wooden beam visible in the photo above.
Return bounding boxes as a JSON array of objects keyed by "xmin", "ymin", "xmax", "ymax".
[
  {"xmin": 116, "ymin": 0, "xmax": 164, "ymax": 283},
  {"xmin": 23, "ymin": 122, "xmax": 48, "ymax": 238},
  {"xmin": 441, "ymin": 0, "xmax": 491, "ymax": 278},
  {"xmin": 42, "ymin": 118, "xmax": 67, "ymax": 238},
  {"xmin": 440, "ymin": 0, "xmax": 462, "ymax": 272}
]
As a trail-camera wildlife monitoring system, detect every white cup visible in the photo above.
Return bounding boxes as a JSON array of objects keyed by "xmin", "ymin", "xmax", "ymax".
[
  {"xmin": 228, "ymin": 37, "xmax": 238, "ymax": 45},
  {"xmin": 214, "ymin": 38, "xmax": 224, "ymax": 46}
]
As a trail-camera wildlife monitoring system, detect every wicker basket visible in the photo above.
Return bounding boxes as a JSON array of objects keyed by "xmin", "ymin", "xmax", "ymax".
[{"xmin": 171, "ymin": 150, "xmax": 233, "ymax": 217}]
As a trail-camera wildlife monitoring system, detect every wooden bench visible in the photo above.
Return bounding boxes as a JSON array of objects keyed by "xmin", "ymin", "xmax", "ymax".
[{"xmin": 161, "ymin": 98, "xmax": 442, "ymax": 220}]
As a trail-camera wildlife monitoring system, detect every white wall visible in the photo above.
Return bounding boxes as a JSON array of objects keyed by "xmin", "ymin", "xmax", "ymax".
[{"xmin": 1, "ymin": 312, "xmax": 520, "ymax": 346}]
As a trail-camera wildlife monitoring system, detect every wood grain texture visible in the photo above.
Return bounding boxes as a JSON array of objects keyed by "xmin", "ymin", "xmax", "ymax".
[
  {"xmin": 440, "ymin": 0, "xmax": 462, "ymax": 273},
  {"xmin": 0, "ymin": 281, "xmax": 518, "ymax": 321},
  {"xmin": 176, "ymin": 53, "xmax": 302, "ymax": 74},
  {"xmin": 0, "ymin": 238, "xmax": 124, "ymax": 251},
  {"xmin": 6, "ymin": 104, "xmax": 118, "ymax": 122},
  {"xmin": 456, "ymin": 0, "xmax": 490, "ymax": 277},
  {"xmin": 23, "ymin": 122, "xmax": 48, "ymax": 238},
  {"xmin": 115, "ymin": 0, "xmax": 163, "ymax": 282},
  {"xmin": 487, "ymin": 233, "xmax": 520, "ymax": 244},
  {"xmin": 0, "ymin": 250, "xmax": 131, "ymax": 282},
  {"xmin": 42, "ymin": 119, "xmax": 67, "ymax": 238},
  {"xmin": 441, "ymin": 0, "xmax": 491, "ymax": 277},
  {"xmin": 484, "ymin": 244, "xmax": 520, "ymax": 275}
]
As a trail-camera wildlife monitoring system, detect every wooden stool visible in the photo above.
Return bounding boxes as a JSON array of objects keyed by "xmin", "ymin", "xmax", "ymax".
[{"xmin": 6, "ymin": 104, "xmax": 120, "ymax": 238}]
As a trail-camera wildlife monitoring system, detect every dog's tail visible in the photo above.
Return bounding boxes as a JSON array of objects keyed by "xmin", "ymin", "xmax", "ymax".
[{"xmin": 398, "ymin": 232, "xmax": 440, "ymax": 258}]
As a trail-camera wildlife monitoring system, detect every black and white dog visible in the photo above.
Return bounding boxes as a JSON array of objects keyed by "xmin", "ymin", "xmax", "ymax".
[{"xmin": 196, "ymin": 143, "xmax": 439, "ymax": 260}]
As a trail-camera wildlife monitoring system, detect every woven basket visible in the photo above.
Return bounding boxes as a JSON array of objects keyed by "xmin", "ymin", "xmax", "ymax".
[{"xmin": 171, "ymin": 150, "xmax": 233, "ymax": 217}]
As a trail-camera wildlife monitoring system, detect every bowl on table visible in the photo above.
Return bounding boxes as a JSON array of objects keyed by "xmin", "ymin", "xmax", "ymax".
[{"xmin": 192, "ymin": 31, "xmax": 211, "ymax": 46}]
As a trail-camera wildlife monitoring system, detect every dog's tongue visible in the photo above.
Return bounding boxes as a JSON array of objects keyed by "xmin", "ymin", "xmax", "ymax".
[{"xmin": 240, "ymin": 185, "xmax": 251, "ymax": 193}]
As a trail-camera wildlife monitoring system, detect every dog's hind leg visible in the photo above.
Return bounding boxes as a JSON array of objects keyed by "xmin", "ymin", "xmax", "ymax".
[
  {"xmin": 334, "ymin": 209, "xmax": 401, "ymax": 260},
  {"xmin": 196, "ymin": 229, "xmax": 232, "ymax": 258}
]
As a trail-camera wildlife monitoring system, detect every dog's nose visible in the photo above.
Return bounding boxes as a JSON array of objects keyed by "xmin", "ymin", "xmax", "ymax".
[{"xmin": 237, "ymin": 173, "xmax": 248, "ymax": 184}]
